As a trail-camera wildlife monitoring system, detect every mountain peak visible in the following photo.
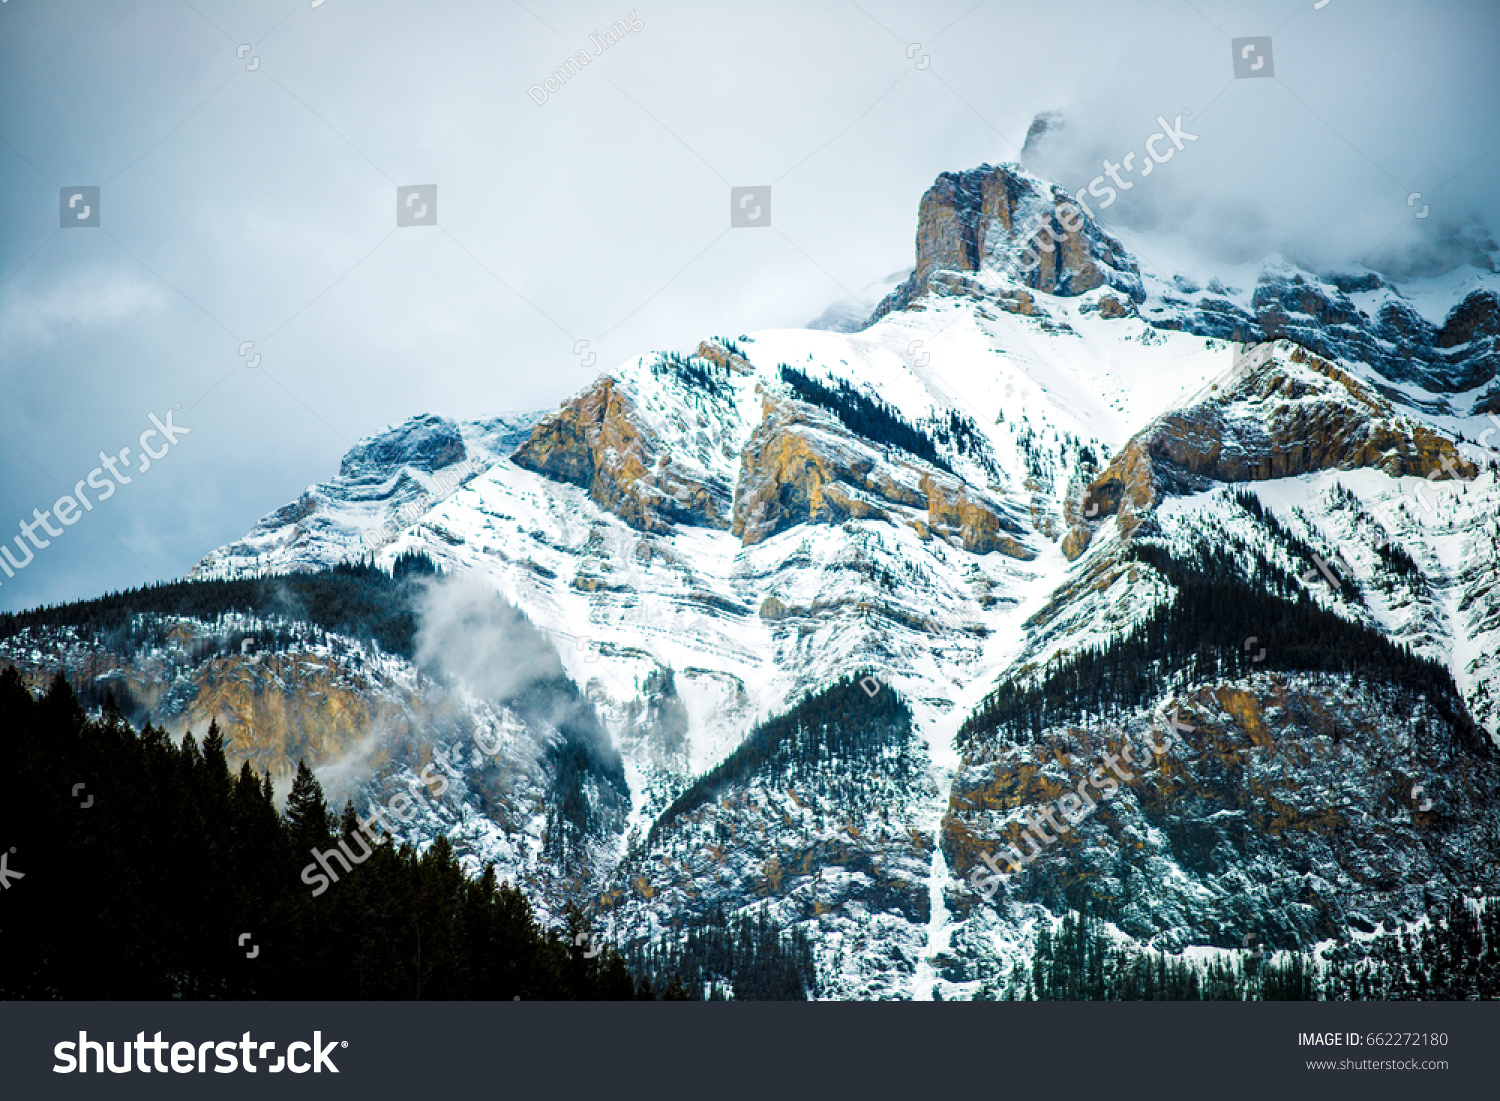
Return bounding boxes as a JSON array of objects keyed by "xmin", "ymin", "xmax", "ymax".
[
  {"xmin": 1020, "ymin": 109, "xmax": 1067, "ymax": 171},
  {"xmin": 869, "ymin": 161, "xmax": 1142, "ymax": 325}
]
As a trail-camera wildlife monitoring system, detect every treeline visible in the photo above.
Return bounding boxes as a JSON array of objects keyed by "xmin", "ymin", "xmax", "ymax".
[
  {"xmin": 958, "ymin": 528, "xmax": 1475, "ymax": 751},
  {"xmin": 0, "ymin": 669, "xmax": 658, "ymax": 1000},
  {"xmin": 779, "ymin": 364, "xmax": 953, "ymax": 473},
  {"xmin": 979, "ymin": 899, "xmax": 1500, "ymax": 1000},
  {"xmin": 650, "ymin": 351, "xmax": 734, "ymax": 401},
  {"xmin": 981, "ymin": 907, "xmax": 1313, "ymax": 1000},
  {"xmin": 651, "ymin": 674, "xmax": 919, "ymax": 840},
  {"xmin": 1318, "ymin": 896, "xmax": 1500, "ymax": 1000},
  {"xmin": 624, "ymin": 905, "xmax": 819, "ymax": 1001},
  {"xmin": 0, "ymin": 551, "xmax": 439, "ymax": 660},
  {"xmin": 0, "ymin": 554, "xmax": 628, "ymax": 859}
]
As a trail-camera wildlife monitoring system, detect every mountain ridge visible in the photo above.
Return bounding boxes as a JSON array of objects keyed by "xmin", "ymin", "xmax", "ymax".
[{"xmin": 9, "ymin": 156, "xmax": 1500, "ymax": 999}]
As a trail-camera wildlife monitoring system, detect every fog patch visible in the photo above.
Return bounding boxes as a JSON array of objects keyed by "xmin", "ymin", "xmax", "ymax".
[{"xmin": 414, "ymin": 571, "xmax": 565, "ymax": 700}]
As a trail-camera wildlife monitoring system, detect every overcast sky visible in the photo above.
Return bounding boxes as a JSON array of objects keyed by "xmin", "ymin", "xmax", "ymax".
[{"xmin": 1, "ymin": 0, "xmax": 1496, "ymax": 612}]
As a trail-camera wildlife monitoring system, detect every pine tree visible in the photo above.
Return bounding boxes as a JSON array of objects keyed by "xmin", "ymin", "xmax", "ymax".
[{"xmin": 284, "ymin": 759, "xmax": 332, "ymax": 855}]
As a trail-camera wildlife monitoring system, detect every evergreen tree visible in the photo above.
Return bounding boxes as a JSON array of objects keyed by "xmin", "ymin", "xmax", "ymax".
[
  {"xmin": 284, "ymin": 759, "xmax": 333, "ymax": 855},
  {"xmin": 0, "ymin": 668, "xmax": 652, "ymax": 1001}
]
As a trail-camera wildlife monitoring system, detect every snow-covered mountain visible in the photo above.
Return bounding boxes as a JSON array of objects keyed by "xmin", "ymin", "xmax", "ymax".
[{"xmin": 9, "ymin": 157, "xmax": 1500, "ymax": 999}]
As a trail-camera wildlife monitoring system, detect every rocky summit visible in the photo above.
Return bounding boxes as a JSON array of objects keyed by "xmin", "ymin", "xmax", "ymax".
[{"xmin": 8, "ymin": 159, "xmax": 1500, "ymax": 1000}]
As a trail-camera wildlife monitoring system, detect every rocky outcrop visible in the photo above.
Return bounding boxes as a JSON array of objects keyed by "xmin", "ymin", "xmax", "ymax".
[
  {"xmin": 1436, "ymin": 288, "xmax": 1500, "ymax": 348},
  {"xmin": 732, "ymin": 395, "xmax": 909, "ymax": 544},
  {"xmin": 599, "ymin": 680, "xmax": 940, "ymax": 1000},
  {"xmin": 194, "ymin": 412, "xmax": 535, "ymax": 579},
  {"xmin": 512, "ymin": 376, "xmax": 731, "ymax": 533},
  {"xmin": 920, "ymin": 472, "xmax": 1031, "ymax": 558},
  {"xmin": 732, "ymin": 393, "xmax": 1030, "ymax": 556},
  {"xmin": 943, "ymin": 675, "xmax": 1500, "ymax": 947},
  {"xmin": 926, "ymin": 270, "xmax": 1049, "ymax": 317},
  {"xmin": 694, "ymin": 339, "xmax": 754, "ymax": 374},
  {"xmin": 1067, "ymin": 342, "xmax": 1477, "ymax": 555},
  {"xmin": 1163, "ymin": 272, "xmax": 1500, "ymax": 396},
  {"xmin": 6, "ymin": 637, "xmax": 432, "ymax": 789},
  {"xmin": 339, "ymin": 413, "xmax": 467, "ymax": 476},
  {"xmin": 870, "ymin": 163, "xmax": 1142, "ymax": 323}
]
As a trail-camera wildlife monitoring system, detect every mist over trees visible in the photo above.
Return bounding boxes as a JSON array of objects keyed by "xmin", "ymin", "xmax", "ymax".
[{"xmin": 0, "ymin": 668, "xmax": 652, "ymax": 1000}]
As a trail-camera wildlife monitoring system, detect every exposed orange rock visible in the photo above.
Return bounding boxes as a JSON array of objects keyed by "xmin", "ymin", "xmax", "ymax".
[
  {"xmin": 871, "ymin": 163, "xmax": 1140, "ymax": 321},
  {"xmin": 1066, "ymin": 341, "xmax": 1478, "ymax": 559},
  {"xmin": 732, "ymin": 393, "xmax": 1031, "ymax": 557},
  {"xmin": 732, "ymin": 395, "xmax": 896, "ymax": 545},
  {"xmin": 920, "ymin": 472, "xmax": 1032, "ymax": 557},
  {"xmin": 512, "ymin": 376, "xmax": 729, "ymax": 533},
  {"xmin": 694, "ymin": 339, "xmax": 753, "ymax": 374}
]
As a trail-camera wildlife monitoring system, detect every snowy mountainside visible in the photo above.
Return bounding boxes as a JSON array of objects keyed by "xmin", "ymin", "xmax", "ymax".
[
  {"xmin": 22, "ymin": 157, "xmax": 1500, "ymax": 998},
  {"xmin": 193, "ymin": 412, "xmax": 541, "ymax": 579}
]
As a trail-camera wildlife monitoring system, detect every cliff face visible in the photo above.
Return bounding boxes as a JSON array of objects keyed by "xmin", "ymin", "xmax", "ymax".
[
  {"xmin": 1068, "ymin": 341, "xmax": 1478, "ymax": 556},
  {"xmin": 6, "ymin": 626, "xmax": 454, "ymax": 789},
  {"xmin": 856, "ymin": 156, "xmax": 1498, "ymax": 405},
  {"xmin": 511, "ymin": 362, "xmax": 1034, "ymax": 560},
  {"xmin": 512, "ymin": 375, "xmax": 734, "ymax": 534},
  {"xmin": 1147, "ymin": 271, "xmax": 1500, "ymax": 405},
  {"xmin": 194, "ymin": 412, "xmax": 537, "ymax": 579},
  {"xmin": 944, "ymin": 674, "xmax": 1500, "ymax": 953},
  {"xmin": 869, "ymin": 162, "xmax": 1143, "ymax": 323},
  {"xmin": 731, "ymin": 393, "xmax": 1028, "ymax": 557},
  {"xmin": 600, "ymin": 686, "xmax": 941, "ymax": 1000}
]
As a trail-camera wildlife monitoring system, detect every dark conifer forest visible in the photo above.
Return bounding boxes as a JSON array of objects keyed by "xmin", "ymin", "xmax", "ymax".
[
  {"xmin": 779, "ymin": 364, "xmax": 953, "ymax": 472},
  {"xmin": 0, "ymin": 667, "xmax": 649, "ymax": 1000},
  {"xmin": 985, "ymin": 901, "xmax": 1500, "ymax": 1000},
  {"xmin": 652, "ymin": 674, "xmax": 920, "ymax": 839},
  {"xmin": 959, "ymin": 516, "xmax": 1483, "ymax": 754}
]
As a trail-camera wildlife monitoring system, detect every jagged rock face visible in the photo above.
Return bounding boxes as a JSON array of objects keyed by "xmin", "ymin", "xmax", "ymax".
[
  {"xmin": 3, "ymin": 625, "xmax": 449, "ymax": 788},
  {"xmin": 512, "ymin": 376, "xmax": 731, "ymax": 534},
  {"xmin": 601, "ymin": 691, "xmax": 940, "ymax": 1000},
  {"xmin": 926, "ymin": 270, "xmax": 1049, "ymax": 317},
  {"xmin": 604, "ymin": 784, "xmax": 937, "ymax": 998},
  {"xmin": 1154, "ymin": 273, "xmax": 1500, "ymax": 398},
  {"xmin": 195, "ymin": 412, "xmax": 536, "ymax": 579},
  {"xmin": 732, "ymin": 394, "xmax": 913, "ymax": 544},
  {"xmin": 1436, "ymin": 289, "xmax": 1500, "ymax": 349},
  {"xmin": 919, "ymin": 472, "xmax": 1030, "ymax": 558},
  {"xmin": 339, "ymin": 414, "xmax": 467, "ymax": 476},
  {"xmin": 870, "ymin": 163, "xmax": 1142, "ymax": 323},
  {"xmin": 1071, "ymin": 342, "xmax": 1477, "ymax": 552},
  {"xmin": 944, "ymin": 675, "xmax": 1500, "ymax": 950},
  {"xmin": 731, "ymin": 393, "xmax": 1028, "ymax": 557},
  {"xmin": 183, "ymin": 653, "xmax": 412, "ymax": 782}
]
